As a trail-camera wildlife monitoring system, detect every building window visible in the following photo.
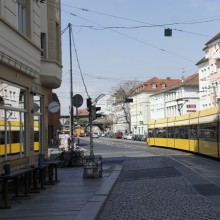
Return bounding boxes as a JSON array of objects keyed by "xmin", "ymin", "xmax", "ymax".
[
  {"xmin": 161, "ymin": 83, "xmax": 166, "ymax": 89},
  {"xmin": 152, "ymin": 84, "xmax": 157, "ymax": 89},
  {"xmin": 41, "ymin": 33, "xmax": 47, "ymax": 57},
  {"xmin": 16, "ymin": 0, "xmax": 26, "ymax": 33}
]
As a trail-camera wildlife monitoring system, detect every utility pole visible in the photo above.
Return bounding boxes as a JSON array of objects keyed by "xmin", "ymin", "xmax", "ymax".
[{"xmin": 69, "ymin": 23, "xmax": 74, "ymax": 144}]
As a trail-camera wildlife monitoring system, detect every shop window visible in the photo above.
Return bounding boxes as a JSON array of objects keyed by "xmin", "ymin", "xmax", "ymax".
[{"xmin": 0, "ymin": 80, "xmax": 26, "ymax": 158}]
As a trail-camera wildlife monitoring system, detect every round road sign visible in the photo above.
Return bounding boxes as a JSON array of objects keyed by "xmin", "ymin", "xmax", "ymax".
[{"xmin": 72, "ymin": 94, "xmax": 83, "ymax": 108}]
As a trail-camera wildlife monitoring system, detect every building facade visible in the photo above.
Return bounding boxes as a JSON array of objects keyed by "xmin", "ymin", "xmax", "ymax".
[
  {"xmin": 0, "ymin": 0, "xmax": 62, "ymax": 169},
  {"xmin": 196, "ymin": 32, "xmax": 220, "ymax": 110},
  {"xmin": 150, "ymin": 74, "xmax": 199, "ymax": 120},
  {"xmin": 129, "ymin": 77, "xmax": 181, "ymax": 135}
]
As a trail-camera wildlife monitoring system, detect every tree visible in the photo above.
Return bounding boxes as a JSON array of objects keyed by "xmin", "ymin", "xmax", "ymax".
[{"xmin": 108, "ymin": 80, "xmax": 140, "ymax": 133}]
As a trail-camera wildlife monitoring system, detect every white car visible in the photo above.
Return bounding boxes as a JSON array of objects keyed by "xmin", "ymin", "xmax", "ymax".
[
  {"xmin": 93, "ymin": 133, "xmax": 99, "ymax": 138},
  {"xmin": 126, "ymin": 134, "xmax": 133, "ymax": 140}
]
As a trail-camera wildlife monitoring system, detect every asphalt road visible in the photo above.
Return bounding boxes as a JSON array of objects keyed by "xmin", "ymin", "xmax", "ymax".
[{"xmin": 79, "ymin": 137, "xmax": 220, "ymax": 220}]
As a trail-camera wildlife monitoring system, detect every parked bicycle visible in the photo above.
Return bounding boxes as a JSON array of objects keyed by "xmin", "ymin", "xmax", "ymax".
[{"xmin": 54, "ymin": 148, "xmax": 84, "ymax": 167}]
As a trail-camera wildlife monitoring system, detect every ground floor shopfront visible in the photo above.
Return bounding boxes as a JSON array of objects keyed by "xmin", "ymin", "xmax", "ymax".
[{"xmin": 0, "ymin": 63, "xmax": 49, "ymax": 172}]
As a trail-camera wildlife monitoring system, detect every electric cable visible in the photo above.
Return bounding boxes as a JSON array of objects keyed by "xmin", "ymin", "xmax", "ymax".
[
  {"xmin": 69, "ymin": 15, "xmax": 195, "ymax": 63},
  {"xmin": 70, "ymin": 24, "xmax": 90, "ymax": 98}
]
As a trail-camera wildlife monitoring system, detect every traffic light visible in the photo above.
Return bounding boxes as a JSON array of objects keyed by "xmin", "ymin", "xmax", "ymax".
[
  {"xmin": 87, "ymin": 98, "xmax": 92, "ymax": 111},
  {"xmin": 91, "ymin": 106, "xmax": 101, "ymax": 121}
]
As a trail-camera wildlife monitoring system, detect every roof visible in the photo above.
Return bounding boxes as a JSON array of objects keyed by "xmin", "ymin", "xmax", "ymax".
[
  {"xmin": 205, "ymin": 32, "xmax": 220, "ymax": 45},
  {"xmin": 151, "ymin": 73, "xmax": 199, "ymax": 96},
  {"xmin": 195, "ymin": 57, "xmax": 209, "ymax": 66},
  {"xmin": 128, "ymin": 77, "xmax": 181, "ymax": 96}
]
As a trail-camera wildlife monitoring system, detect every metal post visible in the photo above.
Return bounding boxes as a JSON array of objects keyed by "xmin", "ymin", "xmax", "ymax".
[
  {"xmin": 89, "ymin": 108, "xmax": 94, "ymax": 156},
  {"xmin": 69, "ymin": 23, "xmax": 74, "ymax": 145}
]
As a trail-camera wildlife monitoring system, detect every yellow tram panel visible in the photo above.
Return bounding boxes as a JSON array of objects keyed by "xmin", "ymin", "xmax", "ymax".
[
  {"xmin": 154, "ymin": 138, "xmax": 167, "ymax": 147},
  {"xmin": 167, "ymin": 117, "xmax": 175, "ymax": 127},
  {"xmin": 199, "ymin": 140, "xmax": 218, "ymax": 158},
  {"xmin": 167, "ymin": 138, "xmax": 175, "ymax": 148},
  {"xmin": 189, "ymin": 139, "xmax": 198, "ymax": 152},
  {"xmin": 175, "ymin": 139, "xmax": 190, "ymax": 151},
  {"xmin": 199, "ymin": 106, "xmax": 219, "ymax": 117}
]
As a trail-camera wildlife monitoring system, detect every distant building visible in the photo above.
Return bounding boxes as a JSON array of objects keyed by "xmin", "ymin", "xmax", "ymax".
[
  {"xmin": 196, "ymin": 32, "xmax": 220, "ymax": 110},
  {"xmin": 150, "ymin": 73, "xmax": 199, "ymax": 120},
  {"xmin": 129, "ymin": 77, "xmax": 182, "ymax": 135}
]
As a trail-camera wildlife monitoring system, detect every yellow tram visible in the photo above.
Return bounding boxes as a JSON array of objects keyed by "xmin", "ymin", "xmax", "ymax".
[{"xmin": 147, "ymin": 106, "xmax": 220, "ymax": 159}]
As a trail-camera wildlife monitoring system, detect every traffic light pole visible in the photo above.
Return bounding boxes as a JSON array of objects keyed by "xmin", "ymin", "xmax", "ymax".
[
  {"xmin": 89, "ymin": 108, "xmax": 94, "ymax": 156},
  {"xmin": 69, "ymin": 23, "xmax": 74, "ymax": 146}
]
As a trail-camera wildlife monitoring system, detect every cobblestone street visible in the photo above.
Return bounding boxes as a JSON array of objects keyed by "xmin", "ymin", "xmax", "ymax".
[{"xmin": 98, "ymin": 157, "xmax": 220, "ymax": 220}]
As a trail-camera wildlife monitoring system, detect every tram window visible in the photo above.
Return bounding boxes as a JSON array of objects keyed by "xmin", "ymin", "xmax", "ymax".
[
  {"xmin": 190, "ymin": 125, "xmax": 198, "ymax": 139},
  {"xmin": 11, "ymin": 131, "xmax": 20, "ymax": 143},
  {"xmin": 0, "ymin": 132, "xmax": 5, "ymax": 144},
  {"xmin": 174, "ymin": 127, "xmax": 179, "ymax": 138},
  {"xmin": 179, "ymin": 126, "xmax": 189, "ymax": 139},
  {"xmin": 155, "ymin": 128, "xmax": 166, "ymax": 138},
  {"xmin": 34, "ymin": 131, "xmax": 39, "ymax": 142},
  {"xmin": 168, "ymin": 127, "xmax": 174, "ymax": 138},
  {"xmin": 199, "ymin": 123, "xmax": 217, "ymax": 141},
  {"xmin": 148, "ymin": 129, "xmax": 154, "ymax": 138}
]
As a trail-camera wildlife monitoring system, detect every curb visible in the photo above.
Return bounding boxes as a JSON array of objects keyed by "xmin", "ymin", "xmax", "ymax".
[{"xmin": 75, "ymin": 165, "xmax": 123, "ymax": 220}]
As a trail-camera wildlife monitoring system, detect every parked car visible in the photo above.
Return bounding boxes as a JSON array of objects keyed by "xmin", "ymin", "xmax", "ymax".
[
  {"xmin": 123, "ymin": 133, "xmax": 128, "ymax": 139},
  {"xmin": 141, "ymin": 134, "xmax": 147, "ymax": 142},
  {"xmin": 133, "ymin": 134, "xmax": 142, "ymax": 141},
  {"xmin": 126, "ymin": 134, "xmax": 133, "ymax": 140},
  {"xmin": 93, "ymin": 132, "xmax": 99, "ymax": 138},
  {"xmin": 114, "ymin": 132, "xmax": 123, "ymax": 139}
]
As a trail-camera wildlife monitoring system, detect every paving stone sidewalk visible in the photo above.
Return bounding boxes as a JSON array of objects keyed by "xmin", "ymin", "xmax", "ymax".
[{"xmin": 98, "ymin": 156, "xmax": 220, "ymax": 220}]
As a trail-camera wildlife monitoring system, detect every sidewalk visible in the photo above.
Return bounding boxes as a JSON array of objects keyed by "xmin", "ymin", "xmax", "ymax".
[{"xmin": 0, "ymin": 160, "xmax": 122, "ymax": 220}]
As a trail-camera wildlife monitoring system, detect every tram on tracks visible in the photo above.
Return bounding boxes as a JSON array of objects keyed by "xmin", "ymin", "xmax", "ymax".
[{"xmin": 147, "ymin": 106, "xmax": 220, "ymax": 159}]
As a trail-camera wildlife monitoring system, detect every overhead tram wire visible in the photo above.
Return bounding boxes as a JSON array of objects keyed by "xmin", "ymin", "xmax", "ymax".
[
  {"xmin": 61, "ymin": 4, "xmax": 220, "ymax": 27},
  {"xmin": 61, "ymin": 4, "xmax": 220, "ymax": 37},
  {"xmin": 44, "ymin": 1, "xmax": 217, "ymax": 37},
  {"xmin": 70, "ymin": 24, "xmax": 90, "ymax": 98},
  {"xmin": 69, "ymin": 15, "xmax": 195, "ymax": 63}
]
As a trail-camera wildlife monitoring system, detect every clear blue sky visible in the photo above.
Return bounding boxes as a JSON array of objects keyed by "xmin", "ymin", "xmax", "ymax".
[{"xmin": 54, "ymin": 0, "xmax": 220, "ymax": 115}]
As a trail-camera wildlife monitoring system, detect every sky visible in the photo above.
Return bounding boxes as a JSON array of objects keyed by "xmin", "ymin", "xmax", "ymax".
[{"xmin": 54, "ymin": 0, "xmax": 220, "ymax": 115}]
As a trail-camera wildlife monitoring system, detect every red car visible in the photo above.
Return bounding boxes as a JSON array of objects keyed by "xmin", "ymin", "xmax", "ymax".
[{"xmin": 114, "ymin": 132, "xmax": 123, "ymax": 139}]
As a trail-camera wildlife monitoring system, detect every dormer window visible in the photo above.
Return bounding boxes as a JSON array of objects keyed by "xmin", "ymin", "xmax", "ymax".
[
  {"xmin": 152, "ymin": 84, "xmax": 157, "ymax": 89},
  {"xmin": 161, "ymin": 83, "xmax": 166, "ymax": 89}
]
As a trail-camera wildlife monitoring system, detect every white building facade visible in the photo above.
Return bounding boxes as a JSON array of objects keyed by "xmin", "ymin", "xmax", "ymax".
[
  {"xmin": 196, "ymin": 32, "xmax": 220, "ymax": 110},
  {"xmin": 130, "ymin": 92, "xmax": 149, "ymax": 135},
  {"xmin": 129, "ymin": 77, "xmax": 182, "ymax": 134},
  {"xmin": 150, "ymin": 74, "xmax": 199, "ymax": 120}
]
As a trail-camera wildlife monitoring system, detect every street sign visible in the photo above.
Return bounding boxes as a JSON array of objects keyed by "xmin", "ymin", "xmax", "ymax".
[
  {"xmin": 48, "ymin": 101, "xmax": 60, "ymax": 113},
  {"xmin": 73, "ymin": 94, "xmax": 83, "ymax": 108}
]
